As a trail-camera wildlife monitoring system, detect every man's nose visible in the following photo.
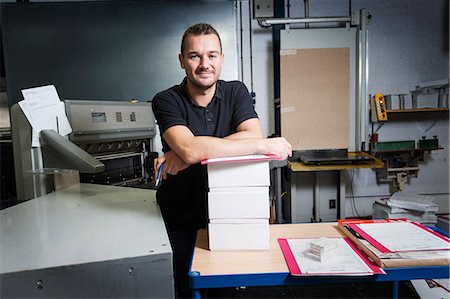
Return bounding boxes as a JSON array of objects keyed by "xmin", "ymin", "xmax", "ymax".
[{"xmin": 199, "ymin": 57, "xmax": 210, "ymax": 69}]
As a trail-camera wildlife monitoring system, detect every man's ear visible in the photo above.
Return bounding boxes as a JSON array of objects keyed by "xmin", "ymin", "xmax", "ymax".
[{"xmin": 178, "ymin": 53, "xmax": 185, "ymax": 69}]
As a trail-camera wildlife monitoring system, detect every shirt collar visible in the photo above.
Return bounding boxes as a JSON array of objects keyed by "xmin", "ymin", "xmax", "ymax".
[{"xmin": 180, "ymin": 77, "xmax": 223, "ymax": 107}]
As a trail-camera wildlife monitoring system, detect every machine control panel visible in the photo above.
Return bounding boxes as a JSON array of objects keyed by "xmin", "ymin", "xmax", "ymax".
[
  {"xmin": 66, "ymin": 101, "xmax": 154, "ymax": 132},
  {"xmin": 371, "ymin": 93, "xmax": 388, "ymax": 122},
  {"xmin": 64, "ymin": 100, "xmax": 156, "ymax": 142}
]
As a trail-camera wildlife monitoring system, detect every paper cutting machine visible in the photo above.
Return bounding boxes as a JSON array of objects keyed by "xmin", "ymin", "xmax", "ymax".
[
  {"xmin": 8, "ymin": 101, "xmax": 173, "ymax": 297},
  {"xmin": 11, "ymin": 99, "xmax": 157, "ymax": 201},
  {"xmin": 64, "ymin": 100, "xmax": 157, "ymax": 187}
]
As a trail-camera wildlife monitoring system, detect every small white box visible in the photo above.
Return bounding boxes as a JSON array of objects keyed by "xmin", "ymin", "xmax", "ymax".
[
  {"xmin": 208, "ymin": 187, "xmax": 269, "ymax": 219},
  {"xmin": 207, "ymin": 161, "xmax": 270, "ymax": 188},
  {"xmin": 305, "ymin": 237, "xmax": 339, "ymax": 262},
  {"xmin": 208, "ymin": 222, "xmax": 269, "ymax": 251}
]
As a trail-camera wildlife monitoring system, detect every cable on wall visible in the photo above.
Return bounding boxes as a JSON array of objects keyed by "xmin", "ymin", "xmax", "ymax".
[
  {"xmin": 248, "ymin": 0, "xmax": 255, "ymax": 104},
  {"xmin": 350, "ymin": 169, "xmax": 361, "ymax": 217},
  {"xmin": 239, "ymin": 1, "xmax": 245, "ymax": 82}
]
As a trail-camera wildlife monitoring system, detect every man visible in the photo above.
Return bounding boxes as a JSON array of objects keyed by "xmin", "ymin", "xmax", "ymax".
[{"xmin": 152, "ymin": 23, "xmax": 292, "ymax": 298}]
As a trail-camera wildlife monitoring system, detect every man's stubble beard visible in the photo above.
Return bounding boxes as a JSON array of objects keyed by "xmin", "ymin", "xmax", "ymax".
[{"xmin": 189, "ymin": 76, "xmax": 216, "ymax": 91}]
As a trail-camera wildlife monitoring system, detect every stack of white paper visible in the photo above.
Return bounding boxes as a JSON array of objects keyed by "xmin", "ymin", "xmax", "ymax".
[
  {"xmin": 387, "ymin": 192, "xmax": 439, "ymax": 212},
  {"xmin": 205, "ymin": 155, "xmax": 273, "ymax": 251},
  {"xmin": 372, "ymin": 192, "xmax": 439, "ymax": 225}
]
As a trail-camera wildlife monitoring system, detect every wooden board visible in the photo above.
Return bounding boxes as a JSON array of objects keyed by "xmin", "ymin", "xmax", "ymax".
[{"xmin": 280, "ymin": 48, "xmax": 350, "ymax": 151}]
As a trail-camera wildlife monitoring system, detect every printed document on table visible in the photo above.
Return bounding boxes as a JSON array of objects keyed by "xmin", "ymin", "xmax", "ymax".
[
  {"xmin": 20, "ymin": 85, "xmax": 72, "ymax": 147},
  {"xmin": 278, "ymin": 238, "xmax": 385, "ymax": 276},
  {"xmin": 352, "ymin": 222, "xmax": 450, "ymax": 252}
]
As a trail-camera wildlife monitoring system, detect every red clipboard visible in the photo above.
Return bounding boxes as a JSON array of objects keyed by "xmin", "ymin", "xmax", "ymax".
[
  {"xmin": 278, "ymin": 237, "xmax": 385, "ymax": 276},
  {"xmin": 347, "ymin": 221, "xmax": 450, "ymax": 253}
]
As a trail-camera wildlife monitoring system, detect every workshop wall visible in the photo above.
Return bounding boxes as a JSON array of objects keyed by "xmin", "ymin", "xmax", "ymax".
[
  {"xmin": 347, "ymin": 0, "xmax": 448, "ymax": 215},
  {"xmin": 245, "ymin": 0, "xmax": 449, "ymax": 218},
  {"xmin": 1, "ymin": 0, "xmax": 238, "ymax": 108}
]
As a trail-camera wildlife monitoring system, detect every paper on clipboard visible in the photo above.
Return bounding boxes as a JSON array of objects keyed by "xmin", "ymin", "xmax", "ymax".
[
  {"xmin": 20, "ymin": 85, "xmax": 72, "ymax": 147},
  {"xmin": 349, "ymin": 221, "xmax": 450, "ymax": 253},
  {"xmin": 278, "ymin": 237, "xmax": 385, "ymax": 276}
]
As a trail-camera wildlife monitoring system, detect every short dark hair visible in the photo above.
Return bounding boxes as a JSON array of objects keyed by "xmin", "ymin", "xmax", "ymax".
[{"xmin": 180, "ymin": 23, "xmax": 222, "ymax": 55}]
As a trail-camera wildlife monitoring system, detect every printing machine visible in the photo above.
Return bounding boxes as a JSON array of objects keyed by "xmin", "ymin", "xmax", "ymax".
[{"xmin": 3, "ymin": 100, "xmax": 174, "ymax": 298}]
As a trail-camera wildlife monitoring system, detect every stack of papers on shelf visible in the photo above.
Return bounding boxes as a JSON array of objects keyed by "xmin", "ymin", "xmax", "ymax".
[
  {"xmin": 373, "ymin": 199, "xmax": 438, "ymax": 225},
  {"xmin": 388, "ymin": 192, "xmax": 439, "ymax": 212},
  {"xmin": 338, "ymin": 219, "xmax": 450, "ymax": 268},
  {"xmin": 202, "ymin": 154, "xmax": 280, "ymax": 251},
  {"xmin": 372, "ymin": 192, "xmax": 439, "ymax": 226},
  {"xmin": 278, "ymin": 237, "xmax": 385, "ymax": 276}
]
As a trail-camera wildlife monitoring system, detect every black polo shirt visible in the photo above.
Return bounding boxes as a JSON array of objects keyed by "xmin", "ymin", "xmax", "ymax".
[{"xmin": 151, "ymin": 78, "xmax": 257, "ymax": 229}]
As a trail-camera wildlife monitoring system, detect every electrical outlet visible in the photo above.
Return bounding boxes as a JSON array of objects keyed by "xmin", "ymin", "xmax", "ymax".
[
  {"xmin": 329, "ymin": 199, "xmax": 336, "ymax": 209},
  {"xmin": 253, "ymin": 0, "xmax": 274, "ymax": 19}
]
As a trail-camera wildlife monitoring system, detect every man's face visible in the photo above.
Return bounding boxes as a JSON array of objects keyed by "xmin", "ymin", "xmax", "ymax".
[{"xmin": 179, "ymin": 34, "xmax": 224, "ymax": 91}]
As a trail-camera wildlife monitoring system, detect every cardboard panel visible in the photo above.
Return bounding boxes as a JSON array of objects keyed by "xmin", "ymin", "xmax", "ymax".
[{"xmin": 280, "ymin": 48, "xmax": 350, "ymax": 151}]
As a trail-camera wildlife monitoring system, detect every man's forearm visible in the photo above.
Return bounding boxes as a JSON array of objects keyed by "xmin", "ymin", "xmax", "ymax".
[
  {"xmin": 170, "ymin": 135, "xmax": 290, "ymax": 165},
  {"xmin": 183, "ymin": 136, "xmax": 267, "ymax": 163},
  {"xmin": 224, "ymin": 131, "xmax": 264, "ymax": 140}
]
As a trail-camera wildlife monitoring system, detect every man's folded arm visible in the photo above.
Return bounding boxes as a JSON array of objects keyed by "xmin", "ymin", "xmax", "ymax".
[{"xmin": 162, "ymin": 119, "xmax": 292, "ymax": 165}]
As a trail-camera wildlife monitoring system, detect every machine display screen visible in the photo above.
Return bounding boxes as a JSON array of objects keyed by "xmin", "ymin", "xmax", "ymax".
[{"xmin": 91, "ymin": 112, "xmax": 106, "ymax": 123}]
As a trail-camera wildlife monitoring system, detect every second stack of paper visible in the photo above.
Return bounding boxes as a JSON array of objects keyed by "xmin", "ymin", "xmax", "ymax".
[{"xmin": 206, "ymin": 159, "xmax": 271, "ymax": 251}]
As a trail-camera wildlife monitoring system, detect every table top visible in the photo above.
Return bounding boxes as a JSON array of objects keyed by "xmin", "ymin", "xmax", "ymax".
[{"xmin": 191, "ymin": 222, "xmax": 345, "ymax": 276}]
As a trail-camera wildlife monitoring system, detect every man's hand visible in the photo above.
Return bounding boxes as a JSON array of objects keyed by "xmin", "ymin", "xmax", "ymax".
[
  {"xmin": 264, "ymin": 137, "xmax": 292, "ymax": 160},
  {"xmin": 156, "ymin": 150, "xmax": 190, "ymax": 180}
]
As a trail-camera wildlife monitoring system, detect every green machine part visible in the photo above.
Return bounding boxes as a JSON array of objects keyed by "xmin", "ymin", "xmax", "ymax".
[
  {"xmin": 418, "ymin": 136, "xmax": 439, "ymax": 149},
  {"xmin": 374, "ymin": 140, "xmax": 416, "ymax": 151}
]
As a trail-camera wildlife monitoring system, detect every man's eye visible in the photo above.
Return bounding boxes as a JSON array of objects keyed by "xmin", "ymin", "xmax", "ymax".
[
  {"xmin": 209, "ymin": 55, "xmax": 218, "ymax": 59},
  {"xmin": 189, "ymin": 55, "xmax": 199, "ymax": 60}
]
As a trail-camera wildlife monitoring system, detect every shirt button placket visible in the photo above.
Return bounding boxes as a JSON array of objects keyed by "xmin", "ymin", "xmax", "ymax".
[{"xmin": 206, "ymin": 109, "xmax": 214, "ymax": 134}]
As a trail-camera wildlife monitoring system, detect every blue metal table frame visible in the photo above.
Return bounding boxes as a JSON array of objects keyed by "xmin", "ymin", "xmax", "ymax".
[
  {"xmin": 190, "ymin": 265, "xmax": 449, "ymax": 299},
  {"xmin": 189, "ymin": 225, "xmax": 449, "ymax": 299}
]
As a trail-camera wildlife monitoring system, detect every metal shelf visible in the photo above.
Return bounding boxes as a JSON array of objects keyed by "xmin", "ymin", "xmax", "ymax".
[
  {"xmin": 387, "ymin": 108, "xmax": 449, "ymax": 113},
  {"xmin": 289, "ymin": 152, "xmax": 383, "ymax": 171}
]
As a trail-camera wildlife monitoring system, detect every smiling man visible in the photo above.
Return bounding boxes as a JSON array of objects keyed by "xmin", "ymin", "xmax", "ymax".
[{"xmin": 151, "ymin": 23, "xmax": 291, "ymax": 298}]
